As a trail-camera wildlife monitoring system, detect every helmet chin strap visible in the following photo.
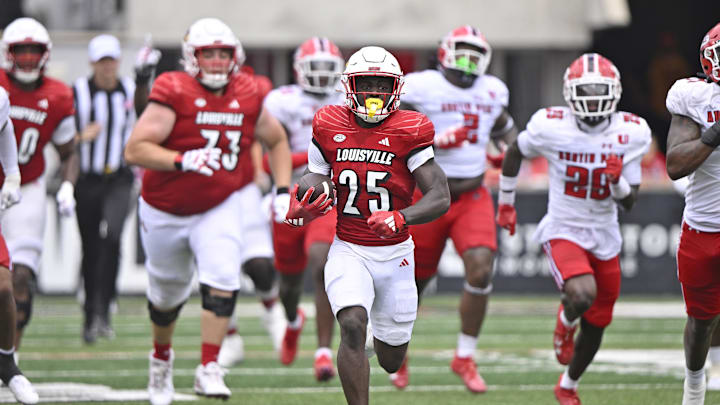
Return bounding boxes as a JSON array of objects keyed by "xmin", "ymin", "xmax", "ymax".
[{"xmin": 199, "ymin": 71, "xmax": 229, "ymax": 89}]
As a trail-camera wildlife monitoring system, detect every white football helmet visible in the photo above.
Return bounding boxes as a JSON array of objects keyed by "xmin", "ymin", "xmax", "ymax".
[
  {"xmin": 1, "ymin": 18, "xmax": 51, "ymax": 83},
  {"xmin": 293, "ymin": 37, "xmax": 344, "ymax": 94},
  {"xmin": 438, "ymin": 25, "xmax": 492, "ymax": 77},
  {"xmin": 563, "ymin": 53, "xmax": 622, "ymax": 124},
  {"xmin": 182, "ymin": 18, "xmax": 245, "ymax": 89},
  {"xmin": 341, "ymin": 46, "xmax": 404, "ymax": 124}
]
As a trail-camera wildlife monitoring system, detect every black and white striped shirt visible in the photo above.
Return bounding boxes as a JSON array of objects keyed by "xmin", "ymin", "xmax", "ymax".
[{"xmin": 73, "ymin": 76, "xmax": 136, "ymax": 175}]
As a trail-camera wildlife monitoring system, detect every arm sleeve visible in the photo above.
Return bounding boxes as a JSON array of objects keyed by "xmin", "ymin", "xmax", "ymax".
[
  {"xmin": 622, "ymin": 123, "xmax": 652, "ymax": 185},
  {"xmin": 307, "ymin": 139, "xmax": 330, "ymax": 175},
  {"xmin": 516, "ymin": 109, "xmax": 545, "ymax": 158},
  {"xmin": 665, "ymin": 80, "xmax": 687, "ymax": 116},
  {"xmin": 148, "ymin": 73, "xmax": 176, "ymax": 110},
  {"xmin": 51, "ymin": 116, "xmax": 77, "ymax": 145},
  {"xmin": 0, "ymin": 118, "xmax": 19, "ymax": 175},
  {"xmin": 407, "ymin": 146, "xmax": 434, "ymax": 172}
]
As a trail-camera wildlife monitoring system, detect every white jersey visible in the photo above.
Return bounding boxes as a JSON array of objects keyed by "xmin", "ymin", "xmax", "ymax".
[
  {"xmin": 666, "ymin": 77, "xmax": 720, "ymax": 232},
  {"xmin": 518, "ymin": 107, "xmax": 650, "ymax": 242},
  {"xmin": 0, "ymin": 87, "xmax": 8, "ymax": 124},
  {"xmin": 402, "ymin": 69, "xmax": 508, "ymax": 178}
]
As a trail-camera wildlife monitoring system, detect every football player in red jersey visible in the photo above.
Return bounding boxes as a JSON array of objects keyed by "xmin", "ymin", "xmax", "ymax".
[
  {"xmin": 0, "ymin": 18, "xmax": 78, "ymax": 353},
  {"xmin": 0, "ymin": 88, "xmax": 39, "ymax": 405},
  {"xmin": 285, "ymin": 46, "xmax": 450, "ymax": 405},
  {"xmin": 391, "ymin": 26, "xmax": 518, "ymax": 392},
  {"xmin": 124, "ymin": 18, "xmax": 291, "ymax": 404}
]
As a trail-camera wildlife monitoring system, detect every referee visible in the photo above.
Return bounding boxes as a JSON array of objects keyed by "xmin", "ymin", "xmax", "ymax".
[{"xmin": 73, "ymin": 34, "xmax": 159, "ymax": 344}]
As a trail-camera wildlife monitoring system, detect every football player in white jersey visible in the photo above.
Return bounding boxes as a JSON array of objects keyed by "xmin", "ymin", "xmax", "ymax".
[
  {"xmin": 392, "ymin": 25, "xmax": 517, "ymax": 392},
  {"xmin": 665, "ymin": 22, "xmax": 720, "ymax": 405},
  {"xmin": 0, "ymin": 88, "xmax": 38, "ymax": 404},
  {"xmin": 497, "ymin": 53, "xmax": 650, "ymax": 405},
  {"xmin": 264, "ymin": 37, "xmax": 344, "ymax": 379}
]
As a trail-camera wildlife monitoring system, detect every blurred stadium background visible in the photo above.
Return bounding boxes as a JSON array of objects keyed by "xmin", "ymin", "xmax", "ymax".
[{"xmin": 1, "ymin": 0, "xmax": 720, "ymax": 403}]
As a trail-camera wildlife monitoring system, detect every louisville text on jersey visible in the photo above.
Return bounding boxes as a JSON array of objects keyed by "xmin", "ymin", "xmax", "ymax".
[
  {"xmin": 195, "ymin": 111, "xmax": 244, "ymax": 127},
  {"xmin": 335, "ymin": 148, "xmax": 396, "ymax": 166},
  {"xmin": 9, "ymin": 105, "xmax": 47, "ymax": 125}
]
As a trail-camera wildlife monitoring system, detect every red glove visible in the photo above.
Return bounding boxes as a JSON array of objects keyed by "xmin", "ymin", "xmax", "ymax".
[
  {"xmin": 284, "ymin": 184, "xmax": 334, "ymax": 227},
  {"xmin": 604, "ymin": 154, "xmax": 623, "ymax": 184},
  {"xmin": 496, "ymin": 204, "xmax": 517, "ymax": 236},
  {"xmin": 435, "ymin": 125, "xmax": 469, "ymax": 149},
  {"xmin": 367, "ymin": 211, "xmax": 406, "ymax": 239},
  {"xmin": 487, "ymin": 152, "xmax": 505, "ymax": 169}
]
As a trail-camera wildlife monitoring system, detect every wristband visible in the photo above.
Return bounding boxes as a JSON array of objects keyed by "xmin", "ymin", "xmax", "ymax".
[
  {"xmin": 276, "ymin": 186, "xmax": 289, "ymax": 195},
  {"xmin": 498, "ymin": 175, "xmax": 518, "ymax": 205},
  {"xmin": 173, "ymin": 153, "xmax": 183, "ymax": 170},
  {"xmin": 609, "ymin": 176, "xmax": 632, "ymax": 199},
  {"xmin": 700, "ymin": 121, "xmax": 720, "ymax": 148}
]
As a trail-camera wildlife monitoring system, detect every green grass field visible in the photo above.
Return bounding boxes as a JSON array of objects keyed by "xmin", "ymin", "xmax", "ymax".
[{"xmin": 1, "ymin": 294, "xmax": 716, "ymax": 404}]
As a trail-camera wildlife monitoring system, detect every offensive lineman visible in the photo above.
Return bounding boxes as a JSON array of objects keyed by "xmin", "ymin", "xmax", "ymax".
[{"xmin": 124, "ymin": 18, "xmax": 291, "ymax": 404}]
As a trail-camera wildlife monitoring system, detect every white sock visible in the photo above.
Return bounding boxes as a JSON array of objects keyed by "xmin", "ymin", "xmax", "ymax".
[
  {"xmin": 315, "ymin": 347, "xmax": 332, "ymax": 359},
  {"xmin": 560, "ymin": 310, "xmax": 580, "ymax": 328},
  {"xmin": 686, "ymin": 367, "xmax": 706, "ymax": 387},
  {"xmin": 709, "ymin": 347, "xmax": 720, "ymax": 367},
  {"xmin": 288, "ymin": 313, "xmax": 303, "ymax": 330},
  {"xmin": 560, "ymin": 370, "xmax": 579, "ymax": 390},
  {"xmin": 0, "ymin": 347, "xmax": 14, "ymax": 356},
  {"xmin": 456, "ymin": 333, "xmax": 478, "ymax": 358}
]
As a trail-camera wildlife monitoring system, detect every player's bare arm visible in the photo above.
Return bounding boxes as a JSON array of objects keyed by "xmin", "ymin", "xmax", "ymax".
[
  {"xmin": 124, "ymin": 102, "xmax": 177, "ymax": 170},
  {"xmin": 666, "ymin": 113, "xmax": 716, "ymax": 180},
  {"xmin": 255, "ymin": 106, "xmax": 291, "ymax": 189},
  {"xmin": 500, "ymin": 140, "xmax": 524, "ymax": 177},
  {"xmin": 490, "ymin": 109, "xmax": 518, "ymax": 149},
  {"xmin": 54, "ymin": 139, "xmax": 79, "ymax": 185},
  {"xmin": 402, "ymin": 158, "xmax": 450, "ymax": 225}
]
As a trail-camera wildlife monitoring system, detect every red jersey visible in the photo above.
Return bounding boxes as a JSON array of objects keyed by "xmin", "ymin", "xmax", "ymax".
[
  {"xmin": 312, "ymin": 105, "xmax": 434, "ymax": 246},
  {"xmin": 0, "ymin": 70, "xmax": 75, "ymax": 184},
  {"xmin": 141, "ymin": 71, "xmax": 263, "ymax": 215}
]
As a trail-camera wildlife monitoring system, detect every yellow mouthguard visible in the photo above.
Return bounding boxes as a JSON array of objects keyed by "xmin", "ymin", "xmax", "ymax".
[{"xmin": 365, "ymin": 98, "xmax": 384, "ymax": 118}]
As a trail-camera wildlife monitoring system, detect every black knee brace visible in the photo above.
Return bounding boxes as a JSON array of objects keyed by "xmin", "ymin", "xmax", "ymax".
[
  {"xmin": 148, "ymin": 301, "xmax": 185, "ymax": 326},
  {"xmin": 200, "ymin": 284, "xmax": 238, "ymax": 317}
]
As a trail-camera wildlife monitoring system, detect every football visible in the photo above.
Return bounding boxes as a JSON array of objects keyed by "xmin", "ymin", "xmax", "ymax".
[{"xmin": 295, "ymin": 172, "xmax": 335, "ymax": 203}]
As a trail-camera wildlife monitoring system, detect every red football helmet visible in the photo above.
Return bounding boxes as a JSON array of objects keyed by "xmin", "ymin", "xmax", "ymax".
[
  {"xmin": 701, "ymin": 22, "xmax": 720, "ymax": 83},
  {"xmin": 1, "ymin": 18, "xmax": 51, "ymax": 83},
  {"xmin": 437, "ymin": 25, "xmax": 491, "ymax": 77},
  {"xmin": 294, "ymin": 37, "xmax": 344, "ymax": 94},
  {"xmin": 563, "ymin": 53, "xmax": 621, "ymax": 123}
]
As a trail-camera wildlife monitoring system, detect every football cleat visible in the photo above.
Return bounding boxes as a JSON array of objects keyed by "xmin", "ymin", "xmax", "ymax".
[
  {"xmin": 554, "ymin": 305, "xmax": 577, "ymax": 365},
  {"xmin": 313, "ymin": 352, "xmax": 336, "ymax": 382},
  {"xmin": 554, "ymin": 375, "xmax": 582, "ymax": 405},
  {"xmin": 707, "ymin": 364, "xmax": 720, "ymax": 391},
  {"xmin": 218, "ymin": 333, "xmax": 245, "ymax": 367},
  {"xmin": 194, "ymin": 362, "xmax": 231, "ymax": 399},
  {"xmin": 280, "ymin": 308, "xmax": 306, "ymax": 365},
  {"xmin": 389, "ymin": 356, "xmax": 409, "ymax": 389},
  {"xmin": 450, "ymin": 354, "xmax": 487, "ymax": 393},
  {"xmin": 682, "ymin": 376, "xmax": 707, "ymax": 405},
  {"xmin": 148, "ymin": 350, "xmax": 174, "ymax": 405},
  {"xmin": 7, "ymin": 374, "xmax": 39, "ymax": 404},
  {"xmin": 262, "ymin": 303, "xmax": 287, "ymax": 352}
]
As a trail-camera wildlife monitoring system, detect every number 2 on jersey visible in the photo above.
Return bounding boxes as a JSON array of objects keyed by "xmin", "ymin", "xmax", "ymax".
[
  {"xmin": 564, "ymin": 165, "xmax": 610, "ymax": 200},
  {"xmin": 338, "ymin": 169, "xmax": 391, "ymax": 216},
  {"xmin": 200, "ymin": 129, "xmax": 241, "ymax": 170}
]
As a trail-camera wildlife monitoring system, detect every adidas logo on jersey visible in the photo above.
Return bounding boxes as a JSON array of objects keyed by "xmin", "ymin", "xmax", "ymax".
[
  {"xmin": 229, "ymin": 99, "xmax": 240, "ymax": 109},
  {"xmin": 399, "ymin": 258, "xmax": 410, "ymax": 267},
  {"xmin": 378, "ymin": 137, "xmax": 390, "ymax": 147}
]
